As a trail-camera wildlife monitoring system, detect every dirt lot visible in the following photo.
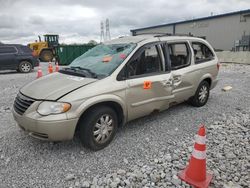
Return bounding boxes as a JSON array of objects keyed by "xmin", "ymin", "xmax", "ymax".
[{"xmin": 0, "ymin": 63, "xmax": 249, "ymax": 187}]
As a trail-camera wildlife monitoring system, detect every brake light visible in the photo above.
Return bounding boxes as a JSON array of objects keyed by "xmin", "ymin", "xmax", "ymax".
[
  {"xmin": 32, "ymin": 51, "xmax": 36, "ymax": 57},
  {"xmin": 217, "ymin": 62, "xmax": 220, "ymax": 70}
]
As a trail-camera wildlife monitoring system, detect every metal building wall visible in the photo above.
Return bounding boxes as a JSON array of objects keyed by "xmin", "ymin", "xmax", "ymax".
[
  {"xmin": 132, "ymin": 12, "xmax": 250, "ymax": 51},
  {"xmin": 175, "ymin": 14, "xmax": 250, "ymax": 50},
  {"xmin": 133, "ymin": 25, "xmax": 173, "ymax": 35}
]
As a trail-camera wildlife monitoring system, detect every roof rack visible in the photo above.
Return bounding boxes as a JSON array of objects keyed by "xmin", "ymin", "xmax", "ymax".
[
  {"xmin": 155, "ymin": 33, "xmax": 206, "ymax": 39},
  {"xmin": 133, "ymin": 32, "xmax": 194, "ymax": 37},
  {"xmin": 154, "ymin": 33, "xmax": 194, "ymax": 37},
  {"xmin": 132, "ymin": 32, "xmax": 167, "ymax": 36},
  {"xmin": 133, "ymin": 32, "xmax": 206, "ymax": 39}
]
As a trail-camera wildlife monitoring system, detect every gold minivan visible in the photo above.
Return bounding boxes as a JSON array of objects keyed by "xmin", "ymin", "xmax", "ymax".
[{"xmin": 12, "ymin": 35, "xmax": 219, "ymax": 150}]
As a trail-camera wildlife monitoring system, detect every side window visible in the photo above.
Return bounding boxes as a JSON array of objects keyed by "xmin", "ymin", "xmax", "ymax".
[
  {"xmin": 127, "ymin": 45, "xmax": 163, "ymax": 77},
  {"xmin": 192, "ymin": 42, "xmax": 214, "ymax": 63},
  {"xmin": 168, "ymin": 43, "xmax": 190, "ymax": 70},
  {"xmin": 0, "ymin": 46, "xmax": 17, "ymax": 54}
]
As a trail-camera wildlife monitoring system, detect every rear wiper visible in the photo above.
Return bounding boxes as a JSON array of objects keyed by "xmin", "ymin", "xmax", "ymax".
[{"xmin": 70, "ymin": 66, "xmax": 98, "ymax": 78}]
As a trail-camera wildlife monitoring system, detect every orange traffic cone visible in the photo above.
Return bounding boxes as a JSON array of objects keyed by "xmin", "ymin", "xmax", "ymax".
[
  {"xmin": 178, "ymin": 125, "xmax": 213, "ymax": 188},
  {"xmin": 48, "ymin": 62, "xmax": 53, "ymax": 73},
  {"xmin": 55, "ymin": 62, "xmax": 59, "ymax": 72},
  {"xmin": 37, "ymin": 64, "xmax": 43, "ymax": 78}
]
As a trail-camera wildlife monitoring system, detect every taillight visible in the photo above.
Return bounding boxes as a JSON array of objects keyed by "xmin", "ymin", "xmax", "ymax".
[
  {"xmin": 32, "ymin": 51, "xmax": 36, "ymax": 57},
  {"xmin": 217, "ymin": 62, "xmax": 220, "ymax": 70}
]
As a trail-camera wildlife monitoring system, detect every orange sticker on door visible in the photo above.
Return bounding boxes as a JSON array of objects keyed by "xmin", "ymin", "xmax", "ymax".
[{"xmin": 143, "ymin": 81, "xmax": 152, "ymax": 89}]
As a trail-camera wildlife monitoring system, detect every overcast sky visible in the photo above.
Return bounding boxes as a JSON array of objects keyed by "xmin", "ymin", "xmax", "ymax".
[{"xmin": 0, "ymin": 0, "xmax": 249, "ymax": 44}]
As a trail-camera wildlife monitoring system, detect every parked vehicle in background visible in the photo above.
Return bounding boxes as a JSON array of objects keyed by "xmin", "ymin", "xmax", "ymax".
[
  {"xmin": 28, "ymin": 34, "xmax": 95, "ymax": 64},
  {"xmin": 13, "ymin": 34, "xmax": 219, "ymax": 150},
  {"xmin": 0, "ymin": 44, "xmax": 39, "ymax": 73}
]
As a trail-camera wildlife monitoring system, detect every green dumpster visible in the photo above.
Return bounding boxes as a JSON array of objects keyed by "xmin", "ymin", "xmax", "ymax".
[{"xmin": 56, "ymin": 44, "xmax": 95, "ymax": 65}]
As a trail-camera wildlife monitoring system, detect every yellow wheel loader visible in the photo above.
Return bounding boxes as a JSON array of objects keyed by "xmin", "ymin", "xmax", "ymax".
[{"xmin": 28, "ymin": 34, "xmax": 59, "ymax": 62}]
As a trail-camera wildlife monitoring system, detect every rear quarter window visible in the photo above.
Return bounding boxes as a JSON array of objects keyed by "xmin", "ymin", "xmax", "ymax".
[
  {"xmin": 20, "ymin": 46, "xmax": 33, "ymax": 54},
  {"xmin": 192, "ymin": 42, "xmax": 214, "ymax": 64},
  {"xmin": 168, "ymin": 42, "xmax": 191, "ymax": 70}
]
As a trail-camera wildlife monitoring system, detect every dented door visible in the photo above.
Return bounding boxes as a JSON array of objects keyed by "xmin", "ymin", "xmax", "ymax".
[{"xmin": 126, "ymin": 73, "xmax": 174, "ymax": 121}]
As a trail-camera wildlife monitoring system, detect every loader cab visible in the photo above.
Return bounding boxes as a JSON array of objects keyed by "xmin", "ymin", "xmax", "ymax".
[{"xmin": 44, "ymin": 34, "xmax": 59, "ymax": 48}]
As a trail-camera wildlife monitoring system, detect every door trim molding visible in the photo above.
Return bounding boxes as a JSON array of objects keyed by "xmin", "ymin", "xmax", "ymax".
[
  {"xmin": 131, "ymin": 95, "xmax": 175, "ymax": 107},
  {"xmin": 172, "ymin": 86, "xmax": 193, "ymax": 94}
]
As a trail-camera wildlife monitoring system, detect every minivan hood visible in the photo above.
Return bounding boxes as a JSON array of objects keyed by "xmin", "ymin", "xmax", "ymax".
[{"xmin": 20, "ymin": 73, "xmax": 97, "ymax": 100}]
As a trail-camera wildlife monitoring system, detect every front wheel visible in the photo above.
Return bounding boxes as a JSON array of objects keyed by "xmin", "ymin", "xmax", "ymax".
[
  {"xmin": 40, "ymin": 50, "xmax": 53, "ymax": 62},
  {"xmin": 188, "ymin": 81, "xmax": 210, "ymax": 107},
  {"xmin": 79, "ymin": 106, "xmax": 118, "ymax": 151},
  {"xmin": 18, "ymin": 61, "xmax": 32, "ymax": 73}
]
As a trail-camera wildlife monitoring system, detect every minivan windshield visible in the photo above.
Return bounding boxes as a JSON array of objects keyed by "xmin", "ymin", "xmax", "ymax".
[{"xmin": 69, "ymin": 43, "xmax": 136, "ymax": 77}]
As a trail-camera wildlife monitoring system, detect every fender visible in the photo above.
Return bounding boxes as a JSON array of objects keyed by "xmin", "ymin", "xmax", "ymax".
[
  {"xmin": 75, "ymin": 94, "xmax": 127, "ymax": 121},
  {"xmin": 189, "ymin": 74, "xmax": 212, "ymax": 97},
  {"xmin": 199, "ymin": 73, "xmax": 212, "ymax": 86}
]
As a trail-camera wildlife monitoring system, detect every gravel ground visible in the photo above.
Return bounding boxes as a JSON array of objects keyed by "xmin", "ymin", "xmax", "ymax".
[{"xmin": 0, "ymin": 63, "xmax": 249, "ymax": 188}]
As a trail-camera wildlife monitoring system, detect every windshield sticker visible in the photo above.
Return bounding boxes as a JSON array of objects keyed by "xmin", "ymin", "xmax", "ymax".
[
  {"xmin": 67, "ymin": 76, "xmax": 85, "ymax": 81},
  {"xmin": 102, "ymin": 56, "xmax": 112, "ymax": 63},
  {"xmin": 120, "ymin": 53, "xmax": 127, "ymax": 59},
  {"xmin": 143, "ymin": 81, "xmax": 152, "ymax": 89}
]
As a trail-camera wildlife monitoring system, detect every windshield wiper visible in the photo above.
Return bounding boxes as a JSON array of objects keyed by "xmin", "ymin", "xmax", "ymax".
[
  {"xmin": 70, "ymin": 66, "xmax": 98, "ymax": 78},
  {"xmin": 59, "ymin": 67, "xmax": 86, "ymax": 77}
]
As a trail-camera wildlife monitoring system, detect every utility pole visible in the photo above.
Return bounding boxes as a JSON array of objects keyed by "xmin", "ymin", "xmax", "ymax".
[
  {"xmin": 105, "ymin": 18, "xmax": 111, "ymax": 41},
  {"xmin": 100, "ymin": 18, "xmax": 111, "ymax": 42},
  {"xmin": 100, "ymin": 21, "xmax": 105, "ymax": 43}
]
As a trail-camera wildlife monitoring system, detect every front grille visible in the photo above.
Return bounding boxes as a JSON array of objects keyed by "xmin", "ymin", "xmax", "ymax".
[{"xmin": 14, "ymin": 93, "xmax": 35, "ymax": 115}]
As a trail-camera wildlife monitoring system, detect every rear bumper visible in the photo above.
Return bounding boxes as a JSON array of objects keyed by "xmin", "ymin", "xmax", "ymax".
[
  {"xmin": 12, "ymin": 109, "xmax": 78, "ymax": 141},
  {"xmin": 211, "ymin": 78, "xmax": 219, "ymax": 90},
  {"xmin": 31, "ymin": 57, "xmax": 40, "ymax": 67}
]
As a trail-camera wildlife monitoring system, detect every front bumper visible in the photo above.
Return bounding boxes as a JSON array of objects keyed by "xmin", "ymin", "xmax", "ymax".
[{"xmin": 12, "ymin": 109, "xmax": 78, "ymax": 141}]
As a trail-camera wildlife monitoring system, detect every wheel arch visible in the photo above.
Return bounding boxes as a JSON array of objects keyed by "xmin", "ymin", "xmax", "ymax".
[
  {"xmin": 40, "ymin": 48, "xmax": 53, "ymax": 54},
  {"xmin": 199, "ymin": 74, "xmax": 212, "ymax": 88},
  {"xmin": 75, "ymin": 99, "xmax": 126, "ymax": 132},
  {"xmin": 19, "ymin": 59, "xmax": 33, "ymax": 66}
]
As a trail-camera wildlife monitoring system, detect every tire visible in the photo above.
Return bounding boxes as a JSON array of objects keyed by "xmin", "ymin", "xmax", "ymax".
[
  {"xmin": 79, "ymin": 106, "xmax": 118, "ymax": 151},
  {"xmin": 18, "ymin": 61, "xmax": 32, "ymax": 73},
  {"xmin": 188, "ymin": 81, "xmax": 210, "ymax": 107},
  {"xmin": 40, "ymin": 50, "xmax": 53, "ymax": 62}
]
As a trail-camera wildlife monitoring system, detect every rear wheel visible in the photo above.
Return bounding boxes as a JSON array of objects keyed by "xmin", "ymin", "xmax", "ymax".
[
  {"xmin": 79, "ymin": 106, "xmax": 118, "ymax": 151},
  {"xmin": 188, "ymin": 81, "xmax": 210, "ymax": 107},
  {"xmin": 40, "ymin": 50, "xmax": 53, "ymax": 62},
  {"xmin": 18, "ymin": 61, "xmax": 32, "ymax": 73}
]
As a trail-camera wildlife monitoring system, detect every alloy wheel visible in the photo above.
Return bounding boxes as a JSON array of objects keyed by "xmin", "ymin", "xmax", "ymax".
[
  {"xmin": 21, "ymin": 63, "xmax": 31, "ymax": 72},
  {"xmin": 93, "ymin": 114, "xmax": 114, "ymax": 144},
  {"xmin": 198, "ymin": 86, "xmax": 208, "ymax": 103}
]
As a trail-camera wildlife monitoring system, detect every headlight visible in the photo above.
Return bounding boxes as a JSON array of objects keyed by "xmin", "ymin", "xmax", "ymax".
[{"xmin": 37, "ymin": 101, "xmax": 71, "ymax": 116}]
